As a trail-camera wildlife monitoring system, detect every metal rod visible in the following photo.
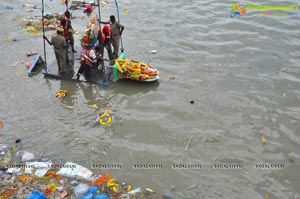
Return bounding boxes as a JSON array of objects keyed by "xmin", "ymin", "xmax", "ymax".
[
  {"xmin": 97, "ymin": 0, "xmax": 101, "ymax": 29},
  {"xmin": 42, "ymin": 0, "xmax": 48, "ymax": 72},
  {"xmin": 114, "ymin": 0, "xmax": 124, "ymax": 52}
]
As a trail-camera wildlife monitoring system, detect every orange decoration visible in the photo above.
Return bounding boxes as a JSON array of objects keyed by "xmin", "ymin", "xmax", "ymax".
[
  {"xmin": 237, "ymin": 5, "xmax": 246, "ymax": 14},
  {"xmin": 90, "ymin": 173, "xmax": 112, "ymax": 186},
  {"xmin": 1, "ymin": 189, "xmax": 15, "ymax": 197},
  {"xmin": 103, "ymin": 105, "xmax": 111, "ymax": 112},
  {"xmin": 18, "ymin": 175, "xmax": 31, "ymax": 182},
  {"xmin": 44, "ymin": 171, "xmax": 62, "ymax": 181}
]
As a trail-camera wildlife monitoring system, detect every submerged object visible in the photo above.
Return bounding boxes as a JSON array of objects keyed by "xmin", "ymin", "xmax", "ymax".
[
  {"xmin": 27, "ymin": 54, "xmax": 43, "ymax": 76},
  {"xmin": 230, "ymin": 11, "xmax": 241, "ymax": 18}
]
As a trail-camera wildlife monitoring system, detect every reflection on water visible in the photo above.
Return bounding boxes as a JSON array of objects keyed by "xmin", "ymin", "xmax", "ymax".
[{"xmin": 1, "ymin": 0, "xmax": 300, "ymax": 198}]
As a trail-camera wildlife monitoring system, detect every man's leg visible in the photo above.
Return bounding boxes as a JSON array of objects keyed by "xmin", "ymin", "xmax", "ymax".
[
  {"xmin": 105, "ymin": 42, "xmax": 114, "ymax": 60},
  {"xmin": 69, "ymin": 32, "xmax": 76, "ymax": 52},
  {"xmin": 59, "ymin": 50, "xmax": 66, "ymax": 73},
  {"xmin": 54, "ymin": 51, "xmax": 61, "ymax": 72},
  {"xmin": 114, "ymin": 36, "xmax": 120, "ymax": 58}
]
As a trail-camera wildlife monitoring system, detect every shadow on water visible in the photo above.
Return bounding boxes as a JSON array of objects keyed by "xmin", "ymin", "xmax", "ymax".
[{"xmin": 113, "ymin": 79, "xmax": 160, "ymax": 96}]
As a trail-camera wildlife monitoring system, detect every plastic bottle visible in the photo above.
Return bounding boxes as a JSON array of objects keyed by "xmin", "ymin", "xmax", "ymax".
[
  {"xmin": 74, "ymin": 183, "xmax": 89, "ymax": 199},
  {"xmin": 0, "ymin": 144, "xmax": 8, "ymax": 156}
]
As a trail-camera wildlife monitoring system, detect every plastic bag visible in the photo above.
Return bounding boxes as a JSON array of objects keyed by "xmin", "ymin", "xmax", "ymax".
[
  {"xmin": 0, "ymin": 144, "xmax": 8, "ymax": 156},
  {"xmin": 21, "ymin": 151, "xmax": 35, "ymax": 162},
  {"xmin": 92, "ymin": 193, "xmax": 109, "ymax": 199},
  {"xmin": 57, "ymin": 162, "xmax": 92, "ymax": 180},
  {"xmin": 25, "ymin": 191, "xmax": 46, "ymax": 199},
  {"xmin": 74, "ymin": 183, "xmax": 89, "ymax": 199}
]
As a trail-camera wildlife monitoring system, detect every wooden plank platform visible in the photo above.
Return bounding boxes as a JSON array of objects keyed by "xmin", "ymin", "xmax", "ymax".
[{"xmin": 43, "ymin": 49, "xmax": 105, "ymax": 84}]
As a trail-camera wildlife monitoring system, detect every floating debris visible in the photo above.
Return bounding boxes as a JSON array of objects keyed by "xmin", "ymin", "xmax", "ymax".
[
  {"xmin": 10, "ymin": 61, "xmax": 20, "ymax": 67},
  {"xmin": 0, "ymin": 121, "xmax": 4, "ymax": 129},
  {"xmin": 260, "ymin": 134, "xmax": 266, "ymax": 144},
  {"xmin": 40, "ymin": 81, "xmax": 47, "ymax": 86},
  {"xmin": 4, "ymin": 38, "xmax": 10, "ymax": 43},
  {"xmin": 0, "ymin": 140, "xmax": 163, "ymax": 198},
  {"xmin": 100, "ymin": 1, "xmax": 109, "ymax": 7},
  {"xmin": 16, "ymin": 71, "xmax": 27, "ymax": 77},
  {"xmin": 26, "ymin": 51, "xmax": 38, "ymax": 57},
  {"xmin": 185, "ymin": 136, "xmax": 192, "ymax": 151},
  {"xmin": 124, "ymin": 9, "xmax": 129, "ymax": 14},
  {"xmin": 264, "ymin": 194, "xmax": 269, "ymax": 199},
  {"xmin": 55, "ymin": 90, "xmax": 68, "ymax": 98},
  {"xmin": 89, "ymin": 104, "xmax": 99, "ymax": 110},
  {"xmin": 21, "ymin": 16, "xmax": 58, "ymax": 35},
  {"xmin": 149, "ymin": 50, "xmax": 158, "ymax": 54},
  {"xmin": 98, "ymin": 112, "xmax": 112, "ymax": 126},
  {"xmin": 97, "ymin": 105, "xmax": 113, "ymax": 126}
]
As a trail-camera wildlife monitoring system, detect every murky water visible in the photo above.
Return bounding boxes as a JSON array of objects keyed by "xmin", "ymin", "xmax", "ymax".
[{"xmin": 1, "ymin": 0, "xmax": 300, "ymax": 198}]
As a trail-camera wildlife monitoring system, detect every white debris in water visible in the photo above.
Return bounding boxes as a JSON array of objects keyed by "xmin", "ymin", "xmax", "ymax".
[{"xmin": 148, "ymin": 50, "xmax": 158, "ymax": 54}]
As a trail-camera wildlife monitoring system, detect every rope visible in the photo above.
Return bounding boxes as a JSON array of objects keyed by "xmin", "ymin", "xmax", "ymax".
[{"xmin": 114, "ymin": 0, "xmax": 124, "ymax": 53}]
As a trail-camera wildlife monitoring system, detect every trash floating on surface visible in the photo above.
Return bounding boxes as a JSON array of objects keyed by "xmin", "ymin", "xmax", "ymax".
[
  {"xmin": 10, "ymin": 61, "xmax": 20, "ymax": 67},
  {"xmin": 149, "ymin": 50, "xmax": 158, "ymax": 54},
  {"xmin": 0, "ymin": 121, "xmax": 3, "ymax": 129},
  {"xmin": 264, "ymin": 194, "xmax": 269, "ymax": 199},
  {"xmin": 90, "ymin": 104, "xmax": 99, "ymax": 110},
  {"xmin": 124, "ymin": 9, "xmax": 129, "ymax": 14},
  {"xmin": 55, "ymin": 90, "xmax": 68, "ymax": 98},
  {"xmin": 4, "ymin": 38, "xmax": 10, "ymax": 43},
  {"xmin": 26, "ymin": 51, "xmax": 38, "ymax": 57},
  {"xmin": 97, "ymin": 105, "xmax": 113, "ymax": 126},
  {"xmin": 24, "ymin": 3, "xmax": 37, "ymax": 9},
  {"xmin": 40, "ymin": 81, "xmax": 47, "ymax": 86},
  {"xmin": 260, "ymin": 134, "xmax": 266, "ymax": 144},
  {"xmin": 21, "ymin": 16, "xmax": 58, "ymax": 35},
  {"xmin": 98, "ymin": 112, "xmax": 112, "ymax": 126},
  {"xmin": 0, "ymin": 140, "xmax": 163, "ymax": 198},
  {"xmin": 185, "ymin": 136, "xmax": 192, "ymax": 151}
]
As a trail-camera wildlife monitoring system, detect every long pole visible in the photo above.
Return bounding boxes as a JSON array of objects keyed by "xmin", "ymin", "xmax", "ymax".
[
  {"xmin": 97, "ymin": 0, "xmax": 101, "ymax": 29},
  {"xmin": 114, "ymin": 0, "xmax": 124, "ymax": 52},
  {"xmin": 42, "ymin": 0, "xmax": 48, "ymax": 72}
]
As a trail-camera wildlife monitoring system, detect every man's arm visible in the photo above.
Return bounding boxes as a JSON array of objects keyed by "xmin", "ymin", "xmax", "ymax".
[
  {"xmin": 43, "ymin": 36, "xmax": 52, "ymax": 45},
  {"xmin": 117, "ymin": 22, "xmax": 124, "ymax": 35},
  {"xmin": 120, "ymin": 26, "xmax": 124, "ymax": 35},
  {"xmin": 98, "ymin": 19, "xmax": 110, "ymax": 24}
]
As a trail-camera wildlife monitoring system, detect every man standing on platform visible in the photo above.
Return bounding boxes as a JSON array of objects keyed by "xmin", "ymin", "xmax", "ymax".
[
  {"xmin": 100, "ymin": 15, "xmax": 124, "ymax": 58},
  {"xmin": 44, "ymin": 27, "xmax": 67, "ymax": 74}
]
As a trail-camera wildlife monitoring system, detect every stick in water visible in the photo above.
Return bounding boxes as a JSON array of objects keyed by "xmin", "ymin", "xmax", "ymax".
[{"xmin": 185, "ymin": 136, "xmax": 192, "ymax": 151}]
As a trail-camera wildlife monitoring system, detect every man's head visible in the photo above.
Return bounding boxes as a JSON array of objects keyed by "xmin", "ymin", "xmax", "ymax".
[
  {"xmin": 57, "ymin": 26, "xmax": 64, "ymax": 34},
  {"xmin": 60, "ymin": 19, "xmax": 66, "ymax": 26},
  {"xmin": 65, "ymin": 10, "xmax": 71, "ymax": 19},
  {"xmin": 84, "ymin": 5, "xmax": 93, "ymax": 16},
  {"xmin": 95, "ymin": 46, "xmax": 101, "ymax": 52},
  {"xmin": 110, "ymin": 15, "xmax": 116, "ymax": 23}
]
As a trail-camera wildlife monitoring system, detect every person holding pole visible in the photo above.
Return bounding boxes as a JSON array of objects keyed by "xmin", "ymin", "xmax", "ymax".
[
  {"xmin": 100, "ymin": 15, "xmax": 124, "ymax": 58},
  {"xmin": 43, "ymin": 27, "xmax": 67, "ymax": 74}
]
